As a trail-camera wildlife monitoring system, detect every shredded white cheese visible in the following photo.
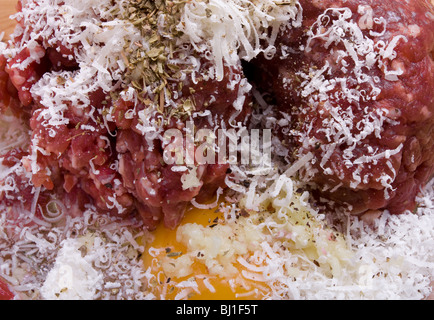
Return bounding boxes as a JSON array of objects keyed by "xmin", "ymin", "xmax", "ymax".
[
  {"xmin": 178, "ymin": 0, "xmax": 302, "ymax": 80},
  {"xmin": 0, "ymin": 0, "xmax": 433, "ymax": 301},
  {"xmin": 40, "ymin": 238, "xmax": 104, "ymax": 300}
]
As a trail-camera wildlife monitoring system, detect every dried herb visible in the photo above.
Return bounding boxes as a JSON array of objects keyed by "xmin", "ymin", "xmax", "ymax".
[{"xmin": 119, "ymin": 0, "xmax": 196, "ymax": 122}]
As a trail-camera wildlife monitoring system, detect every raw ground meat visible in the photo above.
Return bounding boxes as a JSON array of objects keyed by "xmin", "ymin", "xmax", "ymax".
[
  {"xmin": 250, "ymin": 0, "xmax": 434, "ymax": 215},
  {"xmin": 0, "ymin": 1, "xmax": 251, "ymax": 230},
  {"xmin": 2, "ymin": 51, "xmax": 249, "ymax": 230},
  {"xmin": 0, "ymin": 278, "xmax": 14, "ymax": 300},
  {"xmin": 1, "ymin": 0, "xmax": 433, "ymax": 232},
  {"xmin": 113, "ymin": 62, "xmax": 251, "ymax": 229}
]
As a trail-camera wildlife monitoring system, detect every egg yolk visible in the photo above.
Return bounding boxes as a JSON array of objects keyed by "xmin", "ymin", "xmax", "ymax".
[{"xmin": 142, "ymin": 204, "xmax": 267, "ymax": 300}]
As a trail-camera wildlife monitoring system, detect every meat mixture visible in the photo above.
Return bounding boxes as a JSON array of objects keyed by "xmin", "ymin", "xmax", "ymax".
[
  {"xmin": 0, "ymin": 0, "xmax": 433, "ymax": 233},
  {"xmin": 0, "ymin": 0, "xmax": 250, "ymax": 230},
  {"xmin": 250, "ymin": 0, "xmax": 434, "ymax": 216}
]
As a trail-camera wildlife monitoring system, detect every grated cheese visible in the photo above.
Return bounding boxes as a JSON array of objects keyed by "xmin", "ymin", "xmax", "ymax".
[
  {"xmin": 178, "ymin": 0, "xmax": 302, "ymax": 80},
  {"xmin": 0, "ymin": 204, "xmax": 149, "ymax": 300},
  {"xmin": 181, "ymin": 166, "xmax": 203, "ymax": 191},
  {"xmin": 0, "ymin": 0, "xmax": 433, "ymax": 301},
  {"xmin": 40, "ymin": 238, "xmax": 104, "ymax": 300}
]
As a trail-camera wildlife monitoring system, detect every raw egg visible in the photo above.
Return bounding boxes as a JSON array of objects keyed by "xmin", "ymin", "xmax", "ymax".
[{"xmin": 142, "ymin": 204, "xmax": 268, "ymax": 300}]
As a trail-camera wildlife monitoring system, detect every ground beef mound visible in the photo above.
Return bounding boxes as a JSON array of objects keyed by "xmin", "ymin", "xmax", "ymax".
[
  {"xmin": 250, "ymin": 0, "xmax": 434, "ymax": 215},
  {"xmin": 1, "ymin": 0, "xmax": 433, "ymax": 231},
  {"xmin": 0, "ymin": 1, "xmax": 251, "ymax": 230},
  {"xmin": 113, "ymin": 62, "xmax": 251, "ymax": 229}
]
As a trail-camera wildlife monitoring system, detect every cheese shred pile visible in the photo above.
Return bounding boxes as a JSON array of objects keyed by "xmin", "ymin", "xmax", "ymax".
[
  {"xmin": 178, "ymin": 0, "xmax": 302, "ymax": 79},
  {"xmin": 0, "ymin": 0, "xmax": 433, "ymax": 300}
]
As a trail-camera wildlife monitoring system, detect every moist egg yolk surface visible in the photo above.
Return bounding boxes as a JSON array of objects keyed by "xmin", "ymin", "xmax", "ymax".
[{"xmin": 142, "ymin": 205, "xmax": 267, "ymax": 300}]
